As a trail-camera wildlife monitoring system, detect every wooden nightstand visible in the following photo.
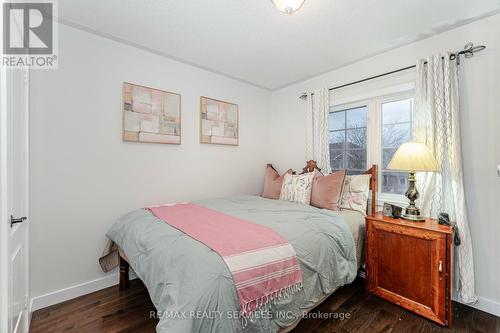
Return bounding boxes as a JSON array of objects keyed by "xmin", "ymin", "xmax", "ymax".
[{"xmin": 365, "ymin": 213, "xmax": 453, "ymax": 326}]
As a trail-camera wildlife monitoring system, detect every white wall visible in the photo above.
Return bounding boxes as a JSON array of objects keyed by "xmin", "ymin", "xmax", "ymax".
[
  {"xmin": 29, "ymin": 24, "xmax": 270, "ymax": 303},
  {"xmin": 269, "ymin": 14, "xmax": 500, "ymax": 315}
]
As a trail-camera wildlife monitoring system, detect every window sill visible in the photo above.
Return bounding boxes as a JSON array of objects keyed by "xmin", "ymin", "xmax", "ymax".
[{"xmin": 375, "ymin": 192, "xmax": 408, "ymax": 207}]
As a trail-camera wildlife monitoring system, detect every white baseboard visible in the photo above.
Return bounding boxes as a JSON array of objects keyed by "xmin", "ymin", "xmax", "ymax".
[
  {"xmin": 30, "ymin": 273, "xmax": 120, "ymax": 312},
  {"xmin": 452, "ymin": 289, "xmax": 500, "ymax": 317},
  {"xmin": 28, "ymin": 300, "xmax": 33, "ymax": 332},
  {"xmin": 473, "ymin": 296, "xmax": 500, "ymax": 317}
]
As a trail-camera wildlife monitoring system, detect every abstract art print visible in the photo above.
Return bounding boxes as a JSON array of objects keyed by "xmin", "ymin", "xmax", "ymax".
[
  {"xmin": 200, "ymin": 96, "xmax": 239, "ymax": 146},
  {"xmin": 122, "ymin": 82, "xmax": 181, "ymax": 144}
]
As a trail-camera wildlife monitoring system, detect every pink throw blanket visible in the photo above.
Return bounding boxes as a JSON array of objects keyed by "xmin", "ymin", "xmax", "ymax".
[{"xmin": 148, "ymin": 203, "xmax": 302, "ymax": 315}]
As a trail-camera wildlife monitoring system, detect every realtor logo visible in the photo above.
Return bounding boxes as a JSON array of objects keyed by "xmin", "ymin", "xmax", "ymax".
[{"xmin": 2, "ymin": 0, "xmax": 58, "ymax": 68}]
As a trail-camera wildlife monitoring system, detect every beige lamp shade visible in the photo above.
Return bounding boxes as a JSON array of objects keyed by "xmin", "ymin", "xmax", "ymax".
[{"xmin": 387, "ymin": 142, "xmax": 440, "ymax": 172}]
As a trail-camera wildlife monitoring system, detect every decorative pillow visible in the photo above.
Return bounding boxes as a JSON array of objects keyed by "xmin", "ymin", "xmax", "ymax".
[
  {"xmin": 310, "ymin": 170, "xmax": 346, "ymax": 211},
  {"xmin": 262, "ymin": 165, "xmax": 293, "ymax": 199},
  {"xmin": 339, "ymin": 174, "xmax": 371, "ymax": 215},
  {"xmin": 279, "ymin": 172, "xmax": 315, "ymax": 205}
]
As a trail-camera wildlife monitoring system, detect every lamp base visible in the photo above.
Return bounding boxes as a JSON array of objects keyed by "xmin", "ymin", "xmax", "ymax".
[
  {"xmin": 402, "ymin": 171, "xmax": 425, "ymax": 222},
  {"xmin": 405, "ymin": 205, "xmax": 420, "ymax": 216},
  {"xmin": 402, "ymin": 214, "xmax": 426, "ymax": 222}
]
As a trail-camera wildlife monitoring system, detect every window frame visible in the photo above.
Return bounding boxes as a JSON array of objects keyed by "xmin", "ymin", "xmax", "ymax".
[
  {"xmin": 380, "ymin": 96, "xmax": 414, "ymax": 197},
  {"xmin": 330, "ymin": 89, "xmax": 414, "ymax": 206},
  {"xmin": 328, "ymin": 105, "xmax": 369, "ymax": 175}
]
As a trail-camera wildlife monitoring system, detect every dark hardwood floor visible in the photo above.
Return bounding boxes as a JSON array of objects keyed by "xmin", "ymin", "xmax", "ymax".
[{"xmin": 30, "ymin": 278, "xmax": 499, "ymax": 333}]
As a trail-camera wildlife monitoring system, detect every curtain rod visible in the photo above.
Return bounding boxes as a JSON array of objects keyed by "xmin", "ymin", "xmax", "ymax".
[{"xmin": 299, "ymin": 42, "xmax": 486, "ymax": 100}]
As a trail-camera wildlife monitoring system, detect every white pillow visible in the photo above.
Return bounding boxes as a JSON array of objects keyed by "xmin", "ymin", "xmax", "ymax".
[
  {"xmin": 279, "ymin": 172, "xmax": 315, "ymax": 205},
  {"xmin": 339, "ymin": 174, "xmax": 371, "ymax": 215}
]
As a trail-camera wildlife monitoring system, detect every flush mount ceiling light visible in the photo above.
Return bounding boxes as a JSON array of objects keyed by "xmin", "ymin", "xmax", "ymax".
[{"xmin": 271, "ymin": 0, "xmax": 306, "ymax": 14}]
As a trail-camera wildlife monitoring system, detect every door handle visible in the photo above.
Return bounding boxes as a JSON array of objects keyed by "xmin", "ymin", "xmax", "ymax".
[
  {"xmin": 10, "ymin": 215, "xmax": 27, "ymax": 227},
  {"xmin": 438, "ymin": 260, "xmax": 443, "ymax": 280}
]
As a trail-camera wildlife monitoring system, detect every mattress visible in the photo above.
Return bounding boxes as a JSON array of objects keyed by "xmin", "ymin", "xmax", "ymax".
[
  {"xmin": 107, "ymin": 195, "xmax": 360, "ymax": 333},
  {"xmin": 277, "ymin": 209, "xmax": 365, "ymax": 333},
  {"xmin": 336, "ymin": 210, "xmax": 366, "ymax": 268}
]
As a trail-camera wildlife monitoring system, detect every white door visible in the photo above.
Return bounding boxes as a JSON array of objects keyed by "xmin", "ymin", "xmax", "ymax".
[{"xmin": 0, "ymin": 65, "xmax": 30, "ymax": 333}]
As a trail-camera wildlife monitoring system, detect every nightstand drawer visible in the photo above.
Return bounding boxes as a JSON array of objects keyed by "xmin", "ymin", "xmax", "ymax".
[{"xmin": 365, "ymin": 214, "xmax": 452, "ymax": 326}]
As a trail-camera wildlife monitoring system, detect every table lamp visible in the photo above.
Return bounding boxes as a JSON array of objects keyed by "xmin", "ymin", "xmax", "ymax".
[{"xmin": 387, "ymin": 142, "xmax": 439, "ymax": 221}]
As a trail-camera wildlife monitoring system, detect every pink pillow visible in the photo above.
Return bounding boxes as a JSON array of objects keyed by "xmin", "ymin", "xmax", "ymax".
[
  {"xmin": 262, "ymin": 165, "xmax": 292, "ymax": 200},
  {"xmin": 310, "ymin": 170, "xmax": 346, "ymax": 211}
]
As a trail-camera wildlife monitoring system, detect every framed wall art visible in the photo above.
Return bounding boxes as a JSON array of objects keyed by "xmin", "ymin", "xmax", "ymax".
[
  {"xmin": 200, "ymin": 96, "xmax": 239, "ymax": 146},
  {"xmin": 122, "ymin": 82, "xmax": 181, "ymax": 144}
]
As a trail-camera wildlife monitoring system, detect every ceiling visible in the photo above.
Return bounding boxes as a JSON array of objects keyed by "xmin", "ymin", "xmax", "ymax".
[{"xmin": 58, "ymin": 0, "xmax": 500, "ymax": 90}]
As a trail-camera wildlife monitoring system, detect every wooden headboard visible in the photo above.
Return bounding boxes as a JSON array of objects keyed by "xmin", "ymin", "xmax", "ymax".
[
  {"xmin": 363, "ymin": 164, "xmax": 378, "ymax": 216},
  {"xmin": 301, "ymin": 160, "xmax": 378, "ymax": 216}
]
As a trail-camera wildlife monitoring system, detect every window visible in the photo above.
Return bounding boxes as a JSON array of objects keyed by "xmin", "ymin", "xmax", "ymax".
[
  {"xmin": 329, "ymin": 106, "xmax": 368, "ymax": 175},
  {"xmin": 328, "ymin": 91, "xmax": 414, "ymax": 202},
  {"xmin": 381, "ymin": 98, "xmax": 413, "ymax": 194}
]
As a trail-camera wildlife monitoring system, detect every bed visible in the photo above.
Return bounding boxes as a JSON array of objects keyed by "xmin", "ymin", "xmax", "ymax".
[{"xmin": 103, "ymin": 162, "xmax": 377, "ymax": 333}]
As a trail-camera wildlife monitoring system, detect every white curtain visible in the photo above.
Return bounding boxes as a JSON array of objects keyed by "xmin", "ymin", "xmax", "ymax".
[
  {"xmin": 305, "ymin": 88, "xmax": 331, "ymax": 173},
  {"xmin": 413, "ymin": 53, "xmax": 477, "ymax": 304}
]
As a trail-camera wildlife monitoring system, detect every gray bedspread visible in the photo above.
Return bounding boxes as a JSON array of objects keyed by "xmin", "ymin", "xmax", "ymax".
[{"xmin": 106, "ymin": 195, "xmax": 357, "ymax": 333}]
